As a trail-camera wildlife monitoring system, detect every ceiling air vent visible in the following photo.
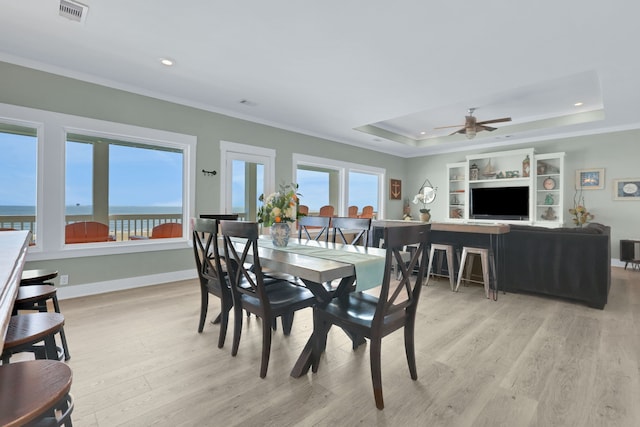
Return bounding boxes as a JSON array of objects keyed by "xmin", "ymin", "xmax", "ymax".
[{"xmin": 59, "ymin": 0, "xmax": 89, "ymax": 24}]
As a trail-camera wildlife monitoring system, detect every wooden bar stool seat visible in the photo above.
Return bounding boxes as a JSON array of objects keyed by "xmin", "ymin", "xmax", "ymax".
[
  {"xmin": 425, "ymin": 243, "xmax": 459, "ymax": 291},
  {"xmin": 455, "ymin": 246, "xmax": 496, "ymax": 299},
  {"xmin": 20, "ymin": 269, "xmax": 58, "ymax": 286},
  {"xmin": 14, "ymin": 285, "xmax": 71, "ymax": 360},
  {"xmin": 2, "ymin": 313, "xmax": 66, "ymax": 363},
  {"xmin": 0, "ymin": 359, "xmax": 73, "ymax": 427}
]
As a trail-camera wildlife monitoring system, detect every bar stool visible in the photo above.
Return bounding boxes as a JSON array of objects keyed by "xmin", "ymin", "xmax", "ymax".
[
  {"xmin": 0, "ymin": 359, "xmax": 74, "ymax": 426},
  {"xmin": 425, "ymin": 243, "xmax": 459, "ymax": 290},
  {"xmin": 455, "ymin": 246, "xmax": 496, "ymax": 299},
  {"xmin": 13, "ymin": 285, "xmax": 71, "ymax": 360},
  {"xmin": 2, "ymin": 313, "xmax": 66, "ymax": 363},
  {"xmin": 20, "ymin": 269, "xmax": 58, "ymax": 286}
]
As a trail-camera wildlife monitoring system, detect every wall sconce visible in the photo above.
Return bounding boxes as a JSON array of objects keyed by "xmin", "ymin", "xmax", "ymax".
[{"xmin": 202, "ymin": 169, "xmax": 217, "ymax": 176}]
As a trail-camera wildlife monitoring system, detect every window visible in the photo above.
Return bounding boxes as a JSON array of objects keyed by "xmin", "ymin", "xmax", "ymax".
[
  {"xmin": 0, "ymin": 122, "xmax": 38, "ymax": 243},
  {"xmin": 65, "ymin": 134, "xmax": 184, "ymax": 242},
  {"xmin": 294, "ymin": 154, "xmax": 385, "ymax": 218},
  {"xmin": 220, "ymin": 141, "xmax": 275, "ymax": 221},
  {"xmin": 348, "ymin": 171, "xmax": 380, "ymax": 214},
  {"xmin": 0, "ymin": 102, "xmax": 196, "ymax": 259}
]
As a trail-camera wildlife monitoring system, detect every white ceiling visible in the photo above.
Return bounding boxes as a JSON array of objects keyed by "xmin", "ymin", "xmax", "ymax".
[{"xmin": 1, "ymin": 1, "xmax": 638, "ymax": 157}]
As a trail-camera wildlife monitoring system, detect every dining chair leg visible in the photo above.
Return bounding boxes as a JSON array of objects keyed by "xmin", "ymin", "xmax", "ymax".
[
  {"xmin": 281, "ymin": 312, "xmax": 294, "ymax": 336},
  {"xmin": 231, "ymin": 305, "xmax": 243, "ymax": 357},
  {"xmin": 217, "ymin": 305, "xmax": 231, "ymax": 349},
  {"xmin": 198, "ymin": 290, "xmax": 208, "ymax": 332},
  {"xmin": 260, "ymin": 320, "xmax": 272, "ymax": 378},
  {"xmin": 404, "ymin": 318, "xmax": 418, "ymax": 380},
  {"xmin": 369, "ymin": 336, "xmax": 384, "ymax": 410}
]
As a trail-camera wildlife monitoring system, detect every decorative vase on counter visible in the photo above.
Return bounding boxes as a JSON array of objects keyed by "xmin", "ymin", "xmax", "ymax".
[
  {"xmin": 419, "ymin": 211, "xmax": 431, "ymax": 223},
  {"xmin": 270, "ymin": 222, "xmax": 291, "ymax": 247}
]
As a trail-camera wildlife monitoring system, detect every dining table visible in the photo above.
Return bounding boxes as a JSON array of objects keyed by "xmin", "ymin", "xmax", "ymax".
[{"xmin": 227, "ymin": 236, "xmax": 392, "ymax": 377}]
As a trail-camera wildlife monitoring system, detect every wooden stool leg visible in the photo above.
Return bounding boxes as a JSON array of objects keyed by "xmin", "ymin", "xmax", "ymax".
[
  {"xmin": 425, "ymin": 246, "xmax": 437, "ymax": 286},
  {"xmin": 455, "ymin": 247, "xmax": 468, "ymax": 292},
  {"xmin": 480, "ymin": 251, "xmax": 490, "ymax": 299},
  {"xmin": 445, "ymin": 247, "xmax": 455, "ymax": 291}
]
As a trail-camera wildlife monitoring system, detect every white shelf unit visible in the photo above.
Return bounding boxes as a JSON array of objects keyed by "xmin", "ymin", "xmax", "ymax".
[
  {"xmin": 534, "ymin": 152, "xmax": 565, "ymax": 227},
  {"xmin": 446, "ymin": 162, "xmax": 466, "ymax": 222},
  {"xmin": 465, "ymin": 148, "xmax": 535, "ymax": 224}
]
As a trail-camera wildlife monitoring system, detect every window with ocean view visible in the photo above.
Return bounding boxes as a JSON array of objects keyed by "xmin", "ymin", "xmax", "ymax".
[
  {"xmin": 0, "ymin": 122, "xmax": 38, "ymax": 243},
  {"xmin": 65, "ymin": 134, "xmax": 184, "ymax": 243}
]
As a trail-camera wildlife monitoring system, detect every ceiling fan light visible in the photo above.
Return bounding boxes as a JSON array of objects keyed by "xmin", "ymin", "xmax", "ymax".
[{"xmin": 466, "ymin": 127, "xmax": 476, "ymax": 139}]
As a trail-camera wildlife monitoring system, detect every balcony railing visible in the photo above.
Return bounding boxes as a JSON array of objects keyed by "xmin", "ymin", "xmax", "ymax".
[{"xmin": 0, "ymin": 214, "xmax": 183, "ymax": 242}]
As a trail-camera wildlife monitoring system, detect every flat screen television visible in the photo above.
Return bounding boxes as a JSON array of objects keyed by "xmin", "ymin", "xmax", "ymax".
[{"xmin": 470, "ymin": 186, "xmax": 529, "ymax": 220}]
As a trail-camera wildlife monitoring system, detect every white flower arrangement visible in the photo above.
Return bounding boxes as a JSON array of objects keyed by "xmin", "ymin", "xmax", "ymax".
[{"xmin": 257, "ymin": 183, "xmax": 300, "ymax": 227}]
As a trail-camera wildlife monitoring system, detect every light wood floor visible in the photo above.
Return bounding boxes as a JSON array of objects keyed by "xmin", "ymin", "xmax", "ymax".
[{"xmin": 49, "ymin": 267, "xmax": 640, "ymax": 426}]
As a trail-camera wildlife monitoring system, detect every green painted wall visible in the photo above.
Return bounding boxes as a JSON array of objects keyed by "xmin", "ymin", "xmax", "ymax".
[
  {"xmin": 405, "ymin": 130, "xmax": 639, "ymax": 259},
  {"xmin": 0, "ymin": 61, "xmax": 407, "ymax": 288}
]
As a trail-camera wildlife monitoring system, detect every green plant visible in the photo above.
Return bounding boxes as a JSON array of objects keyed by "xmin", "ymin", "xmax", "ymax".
[{"xmin": 257, "ymin": 183, "xmax": 300, "ymax": 227}]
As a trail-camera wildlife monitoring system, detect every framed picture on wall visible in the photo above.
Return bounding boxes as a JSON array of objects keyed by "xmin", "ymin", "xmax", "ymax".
[
  {"xmin": 389, "ymin": 179, "xmax": 401, "ymax": 200},
  {"xmin": 613, "ymin": 178, "xmax": 640, "ymax": 200},
  {"xmin": 576, "ymin": 168, "xmax": 605, "ymax": 190}
]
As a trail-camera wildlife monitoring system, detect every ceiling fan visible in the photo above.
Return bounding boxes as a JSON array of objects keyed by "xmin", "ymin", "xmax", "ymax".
[{"xmin": 435, "ymin": 108, "xmax": 512, "ymax": 139}]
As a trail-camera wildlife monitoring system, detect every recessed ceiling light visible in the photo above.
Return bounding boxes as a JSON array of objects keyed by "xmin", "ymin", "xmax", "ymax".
[
  {"xmin": 574, "ymin": 102, "xmax": 584, "ymax": 107},
  {"xmin": 420, "ymin": 131, "xmax": 427, "ymax": 135},
  {"xmin": 160, "ymin": 58, "xmax": 174, "ymax": 66}
]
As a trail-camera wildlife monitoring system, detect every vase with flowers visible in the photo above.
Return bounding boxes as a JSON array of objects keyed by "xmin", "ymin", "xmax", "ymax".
[
  {"xmin": 258, "ymin": 183, "xmax": 300, "ymax": 246},
  {"xmin": 569, "ymin": 190, "xmax": 594, "ymax": 227}
]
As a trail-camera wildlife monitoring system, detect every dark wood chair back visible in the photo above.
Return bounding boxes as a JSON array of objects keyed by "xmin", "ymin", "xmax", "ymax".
[
  {"xmin": 311, "ymin": 223, "xmax": 430, "ymax": 409},
  {"xmin": 220, "ymin": 220, "xmax": 315, "ymax": 377},
  {"xmin": 298, "ymin": 215, "xmax": 331, "ymax": 243},
  {"xmin": 330, "ymin": 216, "xmax": 371, "ymax": 246},
  {"xmin": 199, "ymin": 214, "xmax": 240, "ymax": 221},
  {"xmin": 192, "ymin": 218, "xmax": 232, "ymax": 347}
]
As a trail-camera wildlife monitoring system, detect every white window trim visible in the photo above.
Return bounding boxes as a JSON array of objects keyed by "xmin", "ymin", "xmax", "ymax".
[
  {"xmin": 292, "ymin": 153, "xmax": 386, "ymax": 218},
  {"xmin": 0, "ymin": 102, "xmax": 197, "ymax": 261},
  {"xmin": 219, "ymin": 140, "xmax": 276, "ymax": 213}
]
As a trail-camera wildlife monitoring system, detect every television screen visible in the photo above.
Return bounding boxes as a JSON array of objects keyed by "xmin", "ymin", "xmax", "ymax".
[{"xmin": 470, "ymin": 186, "xmax": 529, "ymax": 220}]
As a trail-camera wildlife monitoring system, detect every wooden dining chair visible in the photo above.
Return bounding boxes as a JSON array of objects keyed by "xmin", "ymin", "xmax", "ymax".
[
  {"xmin": 192, "ymin": 218, "xmax": 233, "ymax": 348},
  {"xmin": 298, "ymin": 215, "xmax": 331, "ymax": 243},
  {"xmin": 348, "ymin": 205, "xmax": 359, "ymax": 218},
  {"xmin": 331, "ymin": 217, "xmax": 372, "ymax": 246},
  {"xmin": 311, "ymin": 223, "xmax": 430, "ymax": 409},
  {"xmin": 220, "ymin": 220, "xmax": 316, "ymax": 378}
]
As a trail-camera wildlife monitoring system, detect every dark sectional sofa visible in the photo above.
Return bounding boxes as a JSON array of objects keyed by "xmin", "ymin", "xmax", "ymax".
[{"xmin": 502, "ymin": 222, "xmax": 611, "ymax": 309}]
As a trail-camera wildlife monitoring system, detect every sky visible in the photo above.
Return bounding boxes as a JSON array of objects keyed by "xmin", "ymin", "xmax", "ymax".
[{"xmin": 0, "ymin": 132, "xmax": 183, "ymax": 208}]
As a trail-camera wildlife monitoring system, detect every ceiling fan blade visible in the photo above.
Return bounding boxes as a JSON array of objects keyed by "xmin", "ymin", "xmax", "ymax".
[
  {"xmin": 448, "ymin": 127, "xmax": 465, "ymax": 136},
  {"xmin": 476, "ymin": 117, "xmax": 512, "ymax": 125},
  {"xmin": 434, "ymin": 124, "xmax": 465, "ymax": 129},
  {"xmin": 478, "ymin": 125, "xmax": 497, "ymax": 132}
]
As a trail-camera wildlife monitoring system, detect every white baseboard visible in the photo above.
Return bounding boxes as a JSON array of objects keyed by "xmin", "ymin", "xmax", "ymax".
[{"xmin": 56, "ymin": 269, "xmax": 197, "ymax": 300}]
